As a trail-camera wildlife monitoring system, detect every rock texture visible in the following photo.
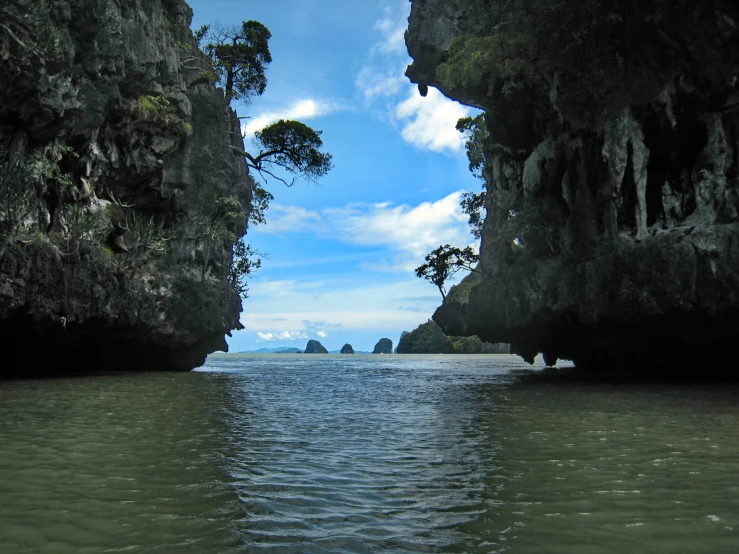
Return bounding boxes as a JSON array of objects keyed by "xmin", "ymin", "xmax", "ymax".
[
  {"xmin": 304, "ymin": 340, "xmax": 328, "ymax": 354},
  {"xmin": 340, "ymin": 343, "xmax": 354, "ymax": 354},
  {"xmin": 407, "ymin": 0, "xmax": 739, "ymax": 376},
  {"xmin": 372, "ymin": 338, "xmax": 393, "ymax": 354},
  {"xmin": 0, "ymin": 0, "xmax": 252, "ymax": 376}
]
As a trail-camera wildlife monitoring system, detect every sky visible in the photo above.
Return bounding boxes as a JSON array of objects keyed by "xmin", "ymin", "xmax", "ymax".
[{"xmin": 187, "ymin": 0, "xmax": 482, "ymax": 353}]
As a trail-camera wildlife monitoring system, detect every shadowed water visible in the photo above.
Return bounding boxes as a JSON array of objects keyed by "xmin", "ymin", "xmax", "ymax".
[{"xmin": 1, "ymin": 354, "xmax": 738, "ymax": 552}]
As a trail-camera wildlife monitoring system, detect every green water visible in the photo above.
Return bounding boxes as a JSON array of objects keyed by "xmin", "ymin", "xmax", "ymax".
[{"xmin": 1, "ymin": 355, "xmax": 738, "ymax": 552}]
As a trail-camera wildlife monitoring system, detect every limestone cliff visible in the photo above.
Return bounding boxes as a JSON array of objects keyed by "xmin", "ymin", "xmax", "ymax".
[
  {"xmin": 407, "ymin": 0, "xmax": 739, "ymax": 375},
  {"xmin": 0, "ymin": 0, "xmax": 252, "ymax": 376}
]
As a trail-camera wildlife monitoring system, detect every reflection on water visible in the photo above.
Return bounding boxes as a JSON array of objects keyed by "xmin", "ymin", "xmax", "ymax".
[{"xmin": 1, "ymin": 355, "xmax": 738, "ymax": 553}]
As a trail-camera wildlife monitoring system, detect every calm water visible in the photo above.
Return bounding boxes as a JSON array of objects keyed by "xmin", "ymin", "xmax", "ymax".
[{"xmin": 1, "ymin": 354, "xmax": 739, "ymax": 553}]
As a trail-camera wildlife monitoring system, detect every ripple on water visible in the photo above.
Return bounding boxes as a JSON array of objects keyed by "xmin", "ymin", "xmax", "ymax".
[{"xmin": 1, "ymin": 355, "xmax": 739, "ymax": 553}]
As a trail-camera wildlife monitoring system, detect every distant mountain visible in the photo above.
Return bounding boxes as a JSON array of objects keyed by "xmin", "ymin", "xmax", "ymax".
[
  {"xmin": 373, "ymin": 338, "xmax": 393, "ymax": 354},
  {"xmin": 238, "ymin": 347, "xmax": 302, "ymax": 354},
  {"xmin": 304, "ymin": 340, "xmax": 329, "ymax": 354},
  {"xmin": 329, "ymin": 349, "xmax": 372, "ymax": 354}
]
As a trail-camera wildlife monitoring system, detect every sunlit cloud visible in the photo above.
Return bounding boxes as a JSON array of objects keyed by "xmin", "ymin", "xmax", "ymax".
[
  {"xmin": 242, "ymin": 98, "xmax": 348, "ymax": 138},
  {"xmin": 395, "ymin": 88, "xmax": 470, "ymax": 152},
  {"xmin": 326, "ymin": 192, "xmax": 469, "ymax": 258},
  {"xmin": 253, "ymin": 318, "xmax": 339, "ymax": 343},
  {"xmin": 355, "ymin": 1, "xmax": 475, "ymax": 153},
  {"xmin": 254, "ymin": 192, "xmax": 472, "ymax": 270},
  {"xmin": 257, "ymin": 331, "xmax": 309, "ymax": 342}
]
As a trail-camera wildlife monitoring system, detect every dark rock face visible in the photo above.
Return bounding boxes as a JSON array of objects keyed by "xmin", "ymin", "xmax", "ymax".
[
  {"xmin": 304, "ymin": 340, "xmax": 328, "ymax": 354},
  {"xmin": 0, "ymin": 0, "xmax": 251, "ymax": 376},
  {"xmin": 372, "ymin": 338, "xmax": 393, "ymax": 354},
  {"xmin": 406, "ymin": 0, "xmax": 739, "ymax": 376},
  {"xmin": 340, "ymin": 344, "xmax": 354, "ymax": 354}
]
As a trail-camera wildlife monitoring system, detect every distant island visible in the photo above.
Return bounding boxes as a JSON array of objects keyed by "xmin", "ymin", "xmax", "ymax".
[
  {"xmin": 373, "ymin": 338, "xmax": 393, "ymax": 354},
  {"xmin": 396, "ymin": 320, "xmax": 509, "ymax": 354},
  {"xmin": 237, "ymin": 345, "xmax": 372, "ymax": 354},
  {"xmin": 304, "ymin": 340, "xmax": 329, "ymax": 354},
  {"xmin": 396, "ymin": 274, "xmax": 510, "ymax": 354},
  {"xmin": 238, "ymin": 347, "xmax": 302, "ymax": 354}
]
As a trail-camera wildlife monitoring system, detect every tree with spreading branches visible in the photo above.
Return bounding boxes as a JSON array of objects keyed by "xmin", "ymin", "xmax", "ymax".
[
  {"xmin": 191, "ymin": 19, "xmax": 333, "ymax": 296},
  {"xmin": 415, "ymin": 245, "xmax": 480, "ymax": 304},
  {"xmin": 231, "ymin": 119, "xmax": 333, "ymax": 187},
  {"xmin": 415, "ymin": 113, "xmax": 488, "ymax": 301},
  {"xmin": 196, "ymin": 21, "xmax": 333, "ymax": 191}
]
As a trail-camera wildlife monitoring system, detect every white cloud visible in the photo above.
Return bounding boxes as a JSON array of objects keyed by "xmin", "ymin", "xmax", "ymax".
[
  {"xmin": 326, "ymin": 192, "xmax": 469, "ymax": 258},
  {"xmin": 242, "ymin": 98, "xmax": 346, "ymax": 138},
  {"xmin": 354, "ymin": 4, "xmax": 410, "ymax": 104},
  {"xmin": 395, "ymin": 88, "xmax": 470, "ymax": 152},
  {"xmin": 254, "ymin": 319, "xmax": 335, "ymax": 343},
  {"xmin": 255, "ymin": 192, "xmax": 472, "ymax": 271},
  {"xmin": 356, "ymin": 2, "xmax": 476, "ymax": 153},
  {"xmin": 355, "ymin": 66, "xmax": 407, "ymax": 100},
  {"xmin": 257, "ymin": 331, "xmax": 309, "ymax": 342},
  {"xmin": 354, "ymin": 4, "xmax": 411, "ymax": 103},
  {"xmin": 372, "ymin": 7, "xmax": 408, "ymax": 55},
  {"xmin": 259, "ymin": 204, "xmax": 326, "ymax": 235}
]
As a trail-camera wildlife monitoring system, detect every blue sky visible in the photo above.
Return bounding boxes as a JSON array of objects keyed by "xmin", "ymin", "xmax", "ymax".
[{"xmin": 187, "ymin": 0, "xmax": 482, "ymax": 352}]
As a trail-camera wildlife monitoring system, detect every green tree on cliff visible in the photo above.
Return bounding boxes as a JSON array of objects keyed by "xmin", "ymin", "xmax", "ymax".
[
  {"xmin": 415, "ymin": 245, "xmax": 479, "ymax": 304},
  {"xmin": 196, "ymin": 19, "xmax": 334, "ymax": 297},
  {"xmin": 232, "ymin": 119, "xmax": 333, "ymax": 187},
  {"xmin": 198, "ymin": 22, "xmax": 333, "ymax": 190},
  {"xmin": 457, "ymin": 114, "xmax": 488, "ymax": 239},
  {"xmin": 198, "ymin": 21, "xmax": 272, "ymax": 103},
  {"xmin": 416, "ymin": 115, "xmax": 487, "ymax": 301}
]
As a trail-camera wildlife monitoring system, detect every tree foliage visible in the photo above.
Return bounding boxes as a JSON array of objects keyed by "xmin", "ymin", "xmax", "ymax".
[
  {"xmin": 197, "ymin": 20, "xmax": 333, "ymax": 212},
  {"xmin": 456, "ymin": 114, "xmax": 487, "ymax": 180},
  {"xmin": 199, "ymin": 21, "xmax": 272, "ymax": 103},
  {"xmin": 187, "ymin": 195, "xmax": 262, "ymax": 297},
  {"xmin": 461, "ymin": 191, "xmax": 486, "ymax": 240},
  {"xmin": 248, "ymin": 178, "xmax": 274, "ymax": 227},
  {"xmin": 195, "ymin": 19, "xmax": 332, "ymax": 284},
  {"xmin": 456, "ymin": 114, "xmax": 489, "ymax": 239},
  {"xmin": 228, "ymin": 238, "xmax": 261, "ymax": 298},
  {"xmin": 234, "ymin": 119, "xmax": 333, "ymax": 187},
  {"xmin": 415, "ymin": 245, "xmax": 479, "ymax": 304}
]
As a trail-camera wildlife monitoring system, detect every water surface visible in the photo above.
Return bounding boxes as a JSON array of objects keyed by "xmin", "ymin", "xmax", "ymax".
[{"xmin": 1, "ymin": 354, "xmax": 738, "ymax": 552}]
